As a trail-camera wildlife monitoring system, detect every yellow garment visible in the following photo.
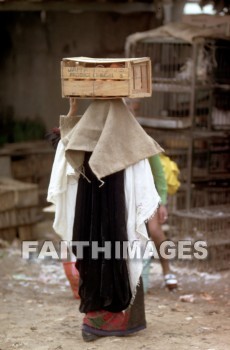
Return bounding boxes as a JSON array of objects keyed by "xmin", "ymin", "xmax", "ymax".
[{"xmin": 159, "ymin": 154, "xmax": 181, "ymax": 195}]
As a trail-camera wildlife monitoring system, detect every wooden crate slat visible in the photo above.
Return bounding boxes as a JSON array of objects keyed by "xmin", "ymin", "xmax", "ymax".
[
  {"xmin": 62, "ymin": 67, "xmax": 129, "ymax": 80},
  {"xmin": 0, "ymin": 206, "xmax": 40, "ymax": 229},
  {"xmin": 129, "ymin": 92, "xmax": 153, "ymax": 98},
  {"xmin": 62, "ymin": 79, "xmax": 130, "ymax": 97},
  {"xmin": 133, "ymin": 65, "xmax": 142, "ymax": 90},
  {"xmin": 141, "ymin": 63, "xmax": 148, "ymax": 91},
  {"xmin": 148, "ymin": 59, "xmax": 152, "ymax": 95},
  {"xmin": 0, "ymin": 156, "xmax": 12, "ymax": 177},
  {"xmin": 0, "ymin": 188, "xmax": 15, "ymax": 212},
  {"xmin": 128, "ymin": 61, "xmax": 133, "ymax": 96},
  {"xmin": 11, "ymin": 157, "xmax": 35, "ymax": 178},
  {"xmin": 0, "ymin": 225, "xmax": 35, "ymax": 242},
  {"xmin": 63, "ymin": 57, "xmax": 149, "ymax": 64},
  {"xmin": 11, "ymin": 153, "xmax": 54, "ymax": 180},
  {"xmin": 18, "ymin": 225, "xmax": 34, "ymax": 241},
  {"xmin": 0, "ymin": 178, "xmax": 38, "ymax": 211},
  {"xmin": 0, "ymin": 228, "xmax": 17, "ymax": 242}
]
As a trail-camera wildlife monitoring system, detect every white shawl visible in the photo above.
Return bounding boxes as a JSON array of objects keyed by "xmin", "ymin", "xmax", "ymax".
[{"xmin": 47, "ymin": 140, "xmax": 160, "ymax": 299}]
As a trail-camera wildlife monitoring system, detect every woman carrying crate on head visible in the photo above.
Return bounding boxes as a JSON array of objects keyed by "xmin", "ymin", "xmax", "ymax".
[{"xmin": 48, "ymin": 58, "xmax": 164, "ymax": 341}]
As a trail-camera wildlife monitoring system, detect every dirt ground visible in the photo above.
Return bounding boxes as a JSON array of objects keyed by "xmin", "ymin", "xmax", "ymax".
[{"xmin": 0, "ymin": 239, "xmax": 229, "ymax": 350}]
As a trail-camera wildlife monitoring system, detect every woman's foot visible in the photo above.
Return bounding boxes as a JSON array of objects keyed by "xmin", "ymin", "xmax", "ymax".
[
  {"xmin": 164, "ymin": 273, "xmax": 178, "ymax": 291},
  {"xmin": 82, "ymin": 330, "xmax": 101, "ymax": 342},
  {"xmin": 82, "ymin": 307, "xmax": 146, "ymax": 342},
  {"xmin": 62, "ymin": 262, "xmax": 80, "ymax": 299},
  {"xmin": 82, "ymin": 322, "xmax": 146, "ymax": 342}
]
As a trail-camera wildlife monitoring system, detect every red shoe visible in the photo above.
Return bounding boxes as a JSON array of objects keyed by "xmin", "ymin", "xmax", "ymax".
[
  {"xmin": 82, "ymin": 309, "xmax": 145, "ymax": 341},
  {"xmin": 62, "ymin": 262, "xmax": 80, "ymax": 299},
  {"xmin": 82, "ymin": 279, "xmax": 146, "ymax": 341},
  {"xmin": 83, "ymin": 310, "xmax": 127, "ymax": 332}
]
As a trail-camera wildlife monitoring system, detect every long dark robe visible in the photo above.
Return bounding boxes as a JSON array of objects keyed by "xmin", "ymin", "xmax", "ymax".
[{"xmin": 72, "ymin": 152, "xmax": 132, "ymax": 314}]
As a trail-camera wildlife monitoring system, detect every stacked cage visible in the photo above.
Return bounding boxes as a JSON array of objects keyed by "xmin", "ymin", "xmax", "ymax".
[
  {"xmin": 135, "ymin": 38, "xmax": 213, "ymax": 129},
  {"xmin": 131, "ymin": 36, "xmax": 230, "ymax": 212},
  {"xmin": 129, "ymin": 35, "xmax": 230, "ymax": 271},
  {"xmin": 212, "ymin": 39, "xmax": 230, "ymax": 130}
]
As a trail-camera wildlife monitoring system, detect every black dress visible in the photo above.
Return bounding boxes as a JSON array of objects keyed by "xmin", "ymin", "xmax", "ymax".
[{"xmin": 72, "ymin": 152, "xmax": 132, "ymax": 314}]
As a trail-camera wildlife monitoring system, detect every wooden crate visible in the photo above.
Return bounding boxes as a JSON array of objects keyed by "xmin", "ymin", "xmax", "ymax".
[
  {"xmin": 0, "ymin": 206, "xmax": 40, "ymax": 230},
  {"xmin": 0, "ymin": 227, "xmax": 17, "ymax": 242},
  {"xmin": 61, "ymin": 57, "xmax": 152, "ymax": 98},
  {"xmin": 0, "ymin": 156, "xmax": 12, "ymax": 177},
  {"xmin": 0, "ymin": 178, "xmax": 39, "ymax": 212},
  {"xmin": 3, "ymin": 141, "xmax": 54, "ymax": 180},
  {"xmin": 18, "ymin": 225, "xmax": 34, "ymax": 241},
  {"xmin": 11, "ymin": 156, "xmax": 35, "ymax": 178},
  {"xmin": 0, "ymin": 188, "xmax": 15, "ymax": 212},
  {"xmin": 0, "ymin": 224, "xmax": 36, "ymax": 242}
]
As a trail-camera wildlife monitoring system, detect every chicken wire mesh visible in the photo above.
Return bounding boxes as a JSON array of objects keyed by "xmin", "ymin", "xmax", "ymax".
[
  {"xmin": 213, "ymin": 38, "xmax": 230, "ymax": 85},
  {"xmin": 212, "ymin": 88, "xmax": 230, "ymax": 130},
  {"xmin": 171, "ymin": 240, "xmax": 230, "ymax": 272},
  {"xmin": 170, "ymin": 205, "xmax": 230, "ymax": 271},
  {"xmin": 167, "ymin": 184, "xmax": 230, "ymax": 213},
  {"xmin": 134, "ymin": 38, "xmax": 213, "ymax": 83},
  {"xmin": 171, "ymin": 205, "xmax": 230, "ymax": 244},
  {"xmin": 134, "ymin": 39, "xmax": 213, "ymax": 128},
  {"xmin": 132, "ymin": 35, "xmax": 230, "ymax": 215},
  {"xmin": 138, "ymin": 89, "xmax": 212, "ymax": 129}
]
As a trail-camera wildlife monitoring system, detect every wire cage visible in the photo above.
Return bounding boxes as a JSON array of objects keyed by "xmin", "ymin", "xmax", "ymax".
[
  {"xmin": 213, "ymin": 38, "xmax": 230, "ymax": 85},
  {"xmin": 132, "ymin": 37, "xmax": 230, "ymax": 85},
  {"xmin": 143, "ymin": 125, "xmax": 230, "ymax": 183},
  {"xmin": 171, "ymin": 239, "xmax": 230, "ymax": 272},
  {"xmin": 209, "ymin": 136, "xmax": 230, "ymax": 174},
  {"xmin": 138, "ymin": 88, "xmax": 212, "ymax": 129},
  {"xmin": 132, "ymin": 34, "xmax": 230, "ymax": 214},
  {"xmin": 171, "ymin": 205, "xmax": 230, "ymax": 245},
  {"xmin": 212, "ymin": 88, "xmax": 230, "ymax": 130},
  {"xmin": 189, "ymin": 137, "xmax": 230, "ymax": 179},
  {"xmin": 170, "ymin": 205, "xmax": 230, "ymax": 271},
  {"xmin": 168, "ymin": 182, "xmax": 230, "ymax": 213},
  {"xmin": 132, "ymin": 38, "xmax": 214, "ymax": 129},
  {"xmin": 143, "ymin": 128, "xmax": 210, "ymax": 182},
  {"xmin": 131, "ymin": 35, "xmax": 230, "ymax": 131},
  {"xmin": 199, "ymin": 182, "xmax": 230, "ymax": 206},
  {"xmin": 133, "ymin": 38, "xmax": 213, "ymax": 84}
]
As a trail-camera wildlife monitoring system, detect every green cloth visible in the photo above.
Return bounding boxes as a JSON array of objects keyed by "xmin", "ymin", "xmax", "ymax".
[{"xmin": 149, "ymin": 155, "xmax": 168, "ymax": 205}]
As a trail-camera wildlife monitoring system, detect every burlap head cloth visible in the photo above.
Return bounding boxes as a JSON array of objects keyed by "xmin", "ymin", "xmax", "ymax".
[{"xmin": 60, "ymin": 98, "xmax": 163, "ymax": 180}]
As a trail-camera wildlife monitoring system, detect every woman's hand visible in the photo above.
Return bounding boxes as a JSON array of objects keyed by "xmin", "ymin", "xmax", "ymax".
[
  {"xmin": 67, "ymin": 97, "xmax": 78, "ymax": 117},
  {"xmin": 158, "ymin": 205, "xmax": 168, "ymax": 224}
]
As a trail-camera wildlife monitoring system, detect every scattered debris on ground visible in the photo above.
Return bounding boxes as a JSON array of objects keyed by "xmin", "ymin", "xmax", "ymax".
[{"xmin": 0, "ymin": 241, "xmax": 229, "ymax": 350}]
